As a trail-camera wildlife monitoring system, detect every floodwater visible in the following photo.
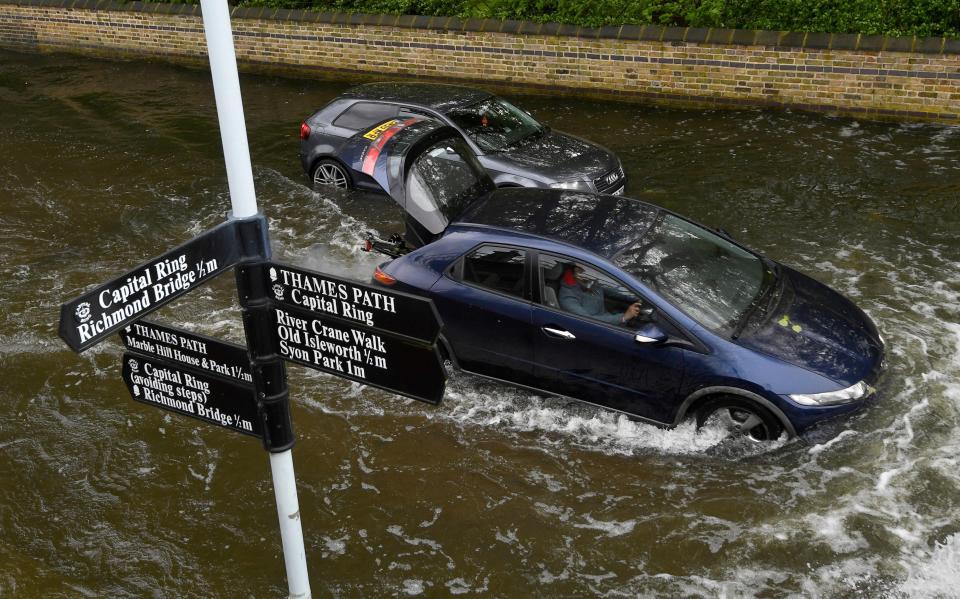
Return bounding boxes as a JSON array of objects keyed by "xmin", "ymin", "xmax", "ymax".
[{"xmin": 1, "ymin": 48, "xmax": 959, "ymax": 597}]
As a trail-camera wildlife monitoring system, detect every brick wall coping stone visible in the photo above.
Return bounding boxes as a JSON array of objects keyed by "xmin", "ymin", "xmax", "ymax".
[{"xmin": 3, "ymin": 0, "xmax": 958, "ymax": 55}]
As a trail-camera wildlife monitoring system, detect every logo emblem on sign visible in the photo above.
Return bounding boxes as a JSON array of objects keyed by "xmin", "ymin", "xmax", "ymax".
[
  {"xmin": 269, "ymin": 267, "xmax": 278, "ymax": 282},
  {"xmin": 128, "ymin": 358, "xmax": 140, "ymax": 373},
  {"xmin": 74, "ymin": 302, "xmax": 92, "ymax": 323},
  {"xmin": 272, "ymin": 284, "xmax": 285, "ymax": 301}
]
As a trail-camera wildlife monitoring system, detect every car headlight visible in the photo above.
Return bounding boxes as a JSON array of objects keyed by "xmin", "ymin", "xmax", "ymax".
[
  {"xmin": 550, "ymin": 180, "xmax": 594, "ymax": 192},
  {"xmin": 789, "ymin": 381, "xmax": 874, "ymax": 406}
]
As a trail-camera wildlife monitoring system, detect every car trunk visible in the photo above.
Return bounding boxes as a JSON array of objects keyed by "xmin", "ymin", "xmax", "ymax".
[{"xmin": 345, "ymin": 118, "xmax": 495, "ymax": 244}]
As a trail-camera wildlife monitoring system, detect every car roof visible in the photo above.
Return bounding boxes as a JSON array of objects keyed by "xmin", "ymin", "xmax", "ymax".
[
  {"xmin": 455, "ymin": 188, "xmax": 660, "ymax": 258},
  {"xmin": 340, "ymin": 82, "xmax": 493, "ymax": 113}
]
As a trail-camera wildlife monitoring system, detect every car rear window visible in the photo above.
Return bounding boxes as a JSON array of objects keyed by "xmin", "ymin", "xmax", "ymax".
[
  {"xmin": 462, "ymin": 245, "xmax": 526, "ymax": 298},
  {"xmin": 333, "ymin": 102, "xmax": 399, "ymax": 131},
  {"xmin": 404, "ymin": 138, "xmax": 492, "ymax": 234}
]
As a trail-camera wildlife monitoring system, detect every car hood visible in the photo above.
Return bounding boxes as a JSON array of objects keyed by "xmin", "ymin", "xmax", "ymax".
[
  {"xmin": 736, "ymin": 266, "xmax": 883, "ymax": 387},
  {"xmin": 491, "ymin": 129, "xmax": 617, "ymax": 183}
]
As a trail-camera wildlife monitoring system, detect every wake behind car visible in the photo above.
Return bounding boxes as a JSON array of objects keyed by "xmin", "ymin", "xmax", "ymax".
[
  {"xmin": 299, "ymin": 82, "xmax": 625, "ymax": 194},
  {"xmin": 356, "ymin": 118, "xmax": 884, "ymax": 441}
]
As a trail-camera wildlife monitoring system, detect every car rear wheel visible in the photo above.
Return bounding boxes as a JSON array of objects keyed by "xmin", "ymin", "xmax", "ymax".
[
  {"xmin": 311, "ymin": 159, "xmax": 352, "ymax": 190},
  {"xmin": 695, "ymin": 396, "xmax": 783, "ymax": 441}
]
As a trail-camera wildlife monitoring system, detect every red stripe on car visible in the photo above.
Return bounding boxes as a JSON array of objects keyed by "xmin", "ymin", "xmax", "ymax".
[{"xmin": 361, "ymin": 118, "xmax": 419, "ymax": 176}]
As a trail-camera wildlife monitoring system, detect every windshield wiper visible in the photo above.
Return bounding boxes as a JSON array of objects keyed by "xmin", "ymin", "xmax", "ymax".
[
  {"xmin": 501, "ymin": 126, "xmax": 547, "ymax": 151},
  {"xmin": 730, "ymin": 263, "xmax": 780, "ymax": 340}
]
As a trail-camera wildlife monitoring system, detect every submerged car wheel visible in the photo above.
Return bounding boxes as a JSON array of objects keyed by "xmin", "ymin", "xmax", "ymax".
[
  {"xmin": 311, "ymin": 159, "xmax": 352, "ymax": 190},
  {"xmin": 695, "ymin": 396, "xmax": 783, "ymax": 441}
]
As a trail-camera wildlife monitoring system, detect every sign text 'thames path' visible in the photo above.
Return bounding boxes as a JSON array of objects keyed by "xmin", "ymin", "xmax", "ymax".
[
  {"xmin": 262, "ymin": 262, "xmax": 442, "ymax": 344},
  {"xmin": 120, "ymin": 320, "xmax": 252, "ymax": 384},
  {"xmin": 59, "ymin": 220, "xmax": 247, "ymax": 352}
]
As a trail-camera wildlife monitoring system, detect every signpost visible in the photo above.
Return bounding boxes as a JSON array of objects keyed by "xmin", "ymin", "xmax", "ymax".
[
  {"xmin": 54, "ymin": 0, "xmax": 448, "ymax": 596},
  {"xmin": 121, "ymin": 352, "xmax": 262, "ymax": 438},
  {"xmin": 271, "ymin": 303, "xmax": 445, "ymax": 404},
  {"xmin": 260, "ymin": 262, "xmax": 446, "ymax": 404},
  {"xmin": 58, "ymin": 219, "xmax": 256, "ymax": 352},
  {"xmin": 121, "ymin": 320, "xmax": 253, "ymax": 384},
  {"xmin": 264, "ymin": 262, "xmax": 442, "ymax": 344}
]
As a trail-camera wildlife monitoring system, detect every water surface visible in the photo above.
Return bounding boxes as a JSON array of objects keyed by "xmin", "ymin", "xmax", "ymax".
[{"xmin": 1, "ymin": 49, "xmax": 959, "ymax": 597}]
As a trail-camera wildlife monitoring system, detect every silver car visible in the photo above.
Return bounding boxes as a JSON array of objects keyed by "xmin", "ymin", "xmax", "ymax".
[{"xmin": 298, "ymin": 82, "xmax": 626, "ymax": 194}]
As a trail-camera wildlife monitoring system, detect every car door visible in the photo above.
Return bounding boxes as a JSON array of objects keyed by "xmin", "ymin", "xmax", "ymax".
[
  {"xmin": 531, "ymin": 252, "xmax": 687, "ymax": 423},
  {"xmin": 429, "ymin": 244, "xmax": 537, "ymax": 386}
]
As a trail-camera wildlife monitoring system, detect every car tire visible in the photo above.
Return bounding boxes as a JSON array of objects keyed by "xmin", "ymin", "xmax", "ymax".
[
  {"xmin": 695, "ymin": 396, "xmax": 783, "ymax": 441},
  {"xmin": 311, "ymin": 159, "xmax": 352, "ymax": 190}
]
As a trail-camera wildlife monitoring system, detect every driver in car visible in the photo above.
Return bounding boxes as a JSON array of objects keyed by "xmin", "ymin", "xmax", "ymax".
[{"xmin": 559, "ymin": 264, "xmax": 642, "ymax": 325}]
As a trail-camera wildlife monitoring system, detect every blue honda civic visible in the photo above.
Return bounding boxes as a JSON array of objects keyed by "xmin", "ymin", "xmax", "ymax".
[{"xmin": 353, "ymin": 118, "xmax": 884, "ymax": 440}]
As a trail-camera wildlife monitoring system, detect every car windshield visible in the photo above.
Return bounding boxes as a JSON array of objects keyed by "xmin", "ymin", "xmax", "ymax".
[
  {"xmin": 445, "ymin": 97, "xmax": 543, "ymax": 152},
  {"xmin": 614, "ymin": 214, "xmax": 766, "ymax": 335},
  {"xmin": 404, "ymin": 138, "xmax": 492, "ymax": 234}
]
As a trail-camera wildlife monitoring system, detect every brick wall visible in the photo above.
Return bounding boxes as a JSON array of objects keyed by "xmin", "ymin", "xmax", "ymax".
[{"xmin": 2, "ymin": 0, "xmax": 959, "ymax": 123}]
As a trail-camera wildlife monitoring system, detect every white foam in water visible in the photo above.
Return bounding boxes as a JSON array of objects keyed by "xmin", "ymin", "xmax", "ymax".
[
  {"xmin": 440, "ymin": 376, "xmax": 769, "ymax": 457},
  {"xmin": 322, "ymin": 535, "xmax": 348, "ymax": 557},
  {"xmin": 899, "ymin": 534, "xmax": 960, "ymax": 598},
  {"xmin": 808, "ymin": 429, "xmax": 858, "ymax": 455},
  {"xmin": 401, "ymin": 579, "xmax": 425, "ymax": 596},
  {"xmin": 804, "ymin": 514, "xmax": 869, "ymax": 554},
  {"xmin": 571, "ymin": 514, "xmax": 636, "ymax": 537},
  {"xmin": 838, "ymin": 122, "xmax": 861, "ymax": 137}
]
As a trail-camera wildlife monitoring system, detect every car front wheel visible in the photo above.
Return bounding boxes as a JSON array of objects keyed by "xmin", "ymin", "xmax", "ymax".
[
  {"xmin": 695, "ymin": 396, "xmax": 784, "ymax": 441},
  {"xmin": 311, "ymin": 159, "xmax": 352, "ymax": 190}
]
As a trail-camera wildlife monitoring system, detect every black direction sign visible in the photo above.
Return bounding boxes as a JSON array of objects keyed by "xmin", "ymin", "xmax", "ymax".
[
  {"xmin": 119, "ymin": 320, "xmax": 252, "ymax": 385},
  {"xmin": 59, "ymin": 219, "xmax": 248, "ymax": 353},
  {"xmin": 121, "ymin": 352, "xmax": 262, "ymax": 438},
  {"xmin": 263, "ymin": 262, "xmax": 442, "ymax": 344},
  {"xmin": 272, "ymin": 304, "xmax": 445, "ymax": 404}
]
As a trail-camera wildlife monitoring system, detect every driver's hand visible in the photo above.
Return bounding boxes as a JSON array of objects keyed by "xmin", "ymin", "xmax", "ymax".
[{"xmin": 623, "ymin": 302, "xmax": 642, "ymax": 323}]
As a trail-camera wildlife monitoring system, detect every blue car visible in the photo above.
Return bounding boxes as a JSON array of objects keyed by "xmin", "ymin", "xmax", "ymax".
[{"xmin": 360, "ymin": 118, "xmax": 884, "ymax": 440}]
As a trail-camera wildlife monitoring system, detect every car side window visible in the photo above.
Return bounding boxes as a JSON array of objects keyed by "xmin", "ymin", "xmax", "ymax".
[
  {"xmin": 539, "ymin": 254, "xmax": 649, "ymax": 328},
  {"xmin": 332, "ymin": 102, "xmax": 399, "ymax": 131},
  {"xmin": 462, "ymin": 245, "xmax": 526, "ymax": 298}
]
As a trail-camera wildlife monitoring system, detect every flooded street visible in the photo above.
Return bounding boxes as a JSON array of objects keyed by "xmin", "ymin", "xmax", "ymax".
[{"xmin": 1, "ymin": 48, "xmax": 959, "ymax": 597}]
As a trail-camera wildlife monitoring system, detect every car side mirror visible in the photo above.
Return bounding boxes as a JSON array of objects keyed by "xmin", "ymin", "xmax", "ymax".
[
  {"xmin": 634, "ymin": 323, "xmax": 668, "ymax": 345},
  {"xmin": 637, "ymin": 305, "xmax": 655, "ymax": 322}
]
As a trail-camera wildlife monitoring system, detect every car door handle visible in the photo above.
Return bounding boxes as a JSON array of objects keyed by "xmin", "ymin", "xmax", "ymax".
[{"xmin": 542, "ymin": 326, "xmax": 576, "ymax": 340}]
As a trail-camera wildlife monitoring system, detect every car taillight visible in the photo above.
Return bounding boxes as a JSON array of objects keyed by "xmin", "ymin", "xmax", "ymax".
[
  {"xmin": 373, "ymin": 266, "xmax": 396, "ymax": 286},
  {"xmin": 299, "ymin": 122, "xmax": 311, "ymax": 140},
  {"xmin": 363, "ymin": 239, "xmax": 373, "ymax": 252}
]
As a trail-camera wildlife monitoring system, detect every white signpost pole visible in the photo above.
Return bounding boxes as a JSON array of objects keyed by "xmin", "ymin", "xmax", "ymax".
[{"xmin": 199, "ymin": 2, "xmax": 311, "ymax": 597}]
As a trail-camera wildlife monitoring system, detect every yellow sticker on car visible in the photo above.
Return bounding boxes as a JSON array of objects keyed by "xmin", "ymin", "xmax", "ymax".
[{"xmin": 363, "ymin": 119, "xmax": 399, "ymax": 140}]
